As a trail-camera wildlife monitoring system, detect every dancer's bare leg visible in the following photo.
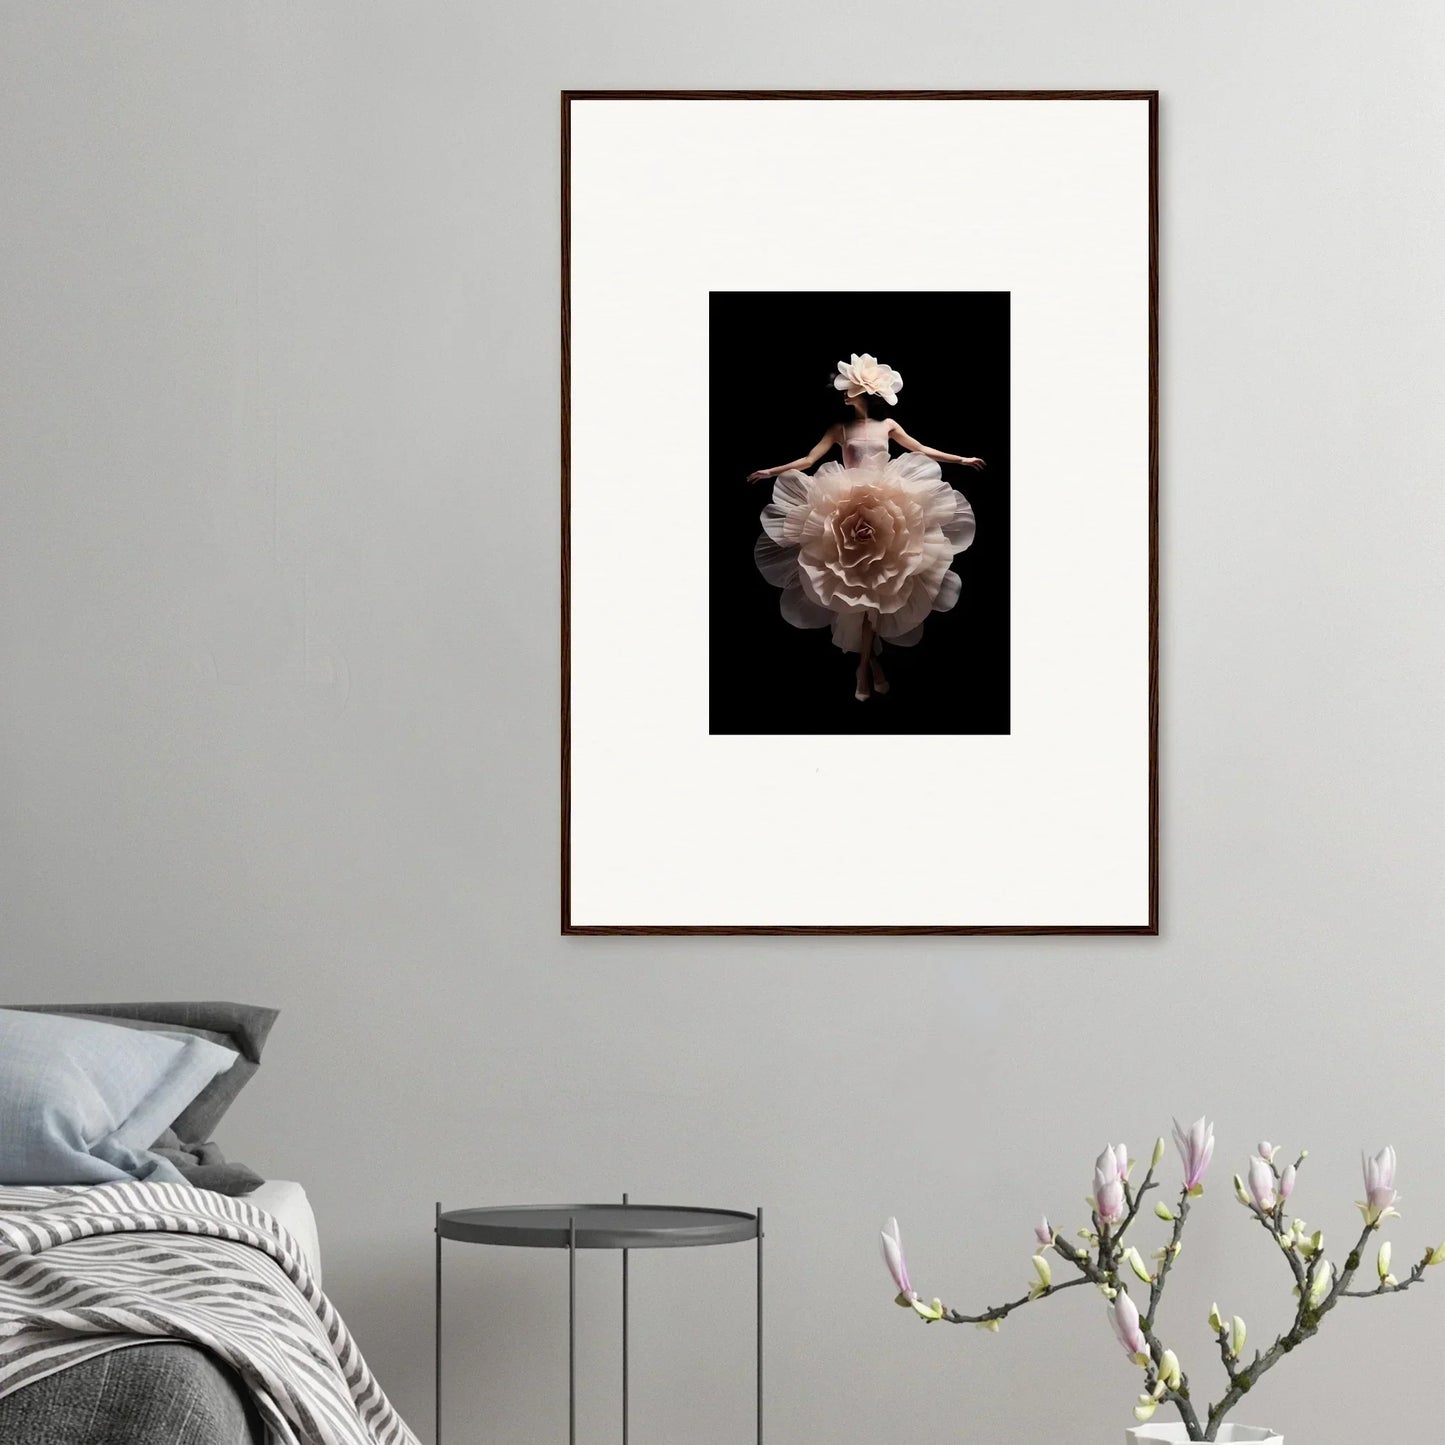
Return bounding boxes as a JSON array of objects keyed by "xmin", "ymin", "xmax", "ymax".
[
  {"xmin": 870, "ymin": 651, "xmax": 889, "ymax": 694},
  {"xmin": 854, "ymin": 618, "xmax": 874, "ymax": 701}
]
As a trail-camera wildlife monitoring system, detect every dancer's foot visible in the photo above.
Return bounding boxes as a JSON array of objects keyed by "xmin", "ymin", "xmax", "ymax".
[
  {"xmin": 870, "ymin": 659, "xmax": 890, "ymax": 695},
  {"xmin": 854, "ymin": 662, "xmax": 871, "ymax": 701}
]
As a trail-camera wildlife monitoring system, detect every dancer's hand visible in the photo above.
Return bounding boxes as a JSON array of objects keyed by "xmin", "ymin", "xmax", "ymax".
[
  {"xmin": 957, "ymin": 456, "xmax": 986, "ymax": 470},
  {"xmin": 746, "ymin": 468, "xmax": 774, "ymax": 482}
]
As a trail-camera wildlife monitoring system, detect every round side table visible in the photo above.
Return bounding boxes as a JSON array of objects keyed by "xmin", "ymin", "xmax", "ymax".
[{"xmin": 434, "ymin": 1197, "xmax": 763, "ymax": 1445}]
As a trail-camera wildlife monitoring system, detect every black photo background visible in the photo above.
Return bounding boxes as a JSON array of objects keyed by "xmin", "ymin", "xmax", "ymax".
[{"xmin": 709, "ymin": 291, "xmax": 1010, "ymax": 736}]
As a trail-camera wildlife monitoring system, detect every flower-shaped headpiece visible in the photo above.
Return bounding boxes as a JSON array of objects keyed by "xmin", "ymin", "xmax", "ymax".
[{"xmin": 834, "ymin": 353, "xmax": 902, "ymax": 406}]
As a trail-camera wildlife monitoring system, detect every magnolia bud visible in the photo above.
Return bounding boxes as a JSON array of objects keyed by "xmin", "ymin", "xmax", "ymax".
[
  {"xmin": 1124, "ymin": 1246, "xmax": 1152, "ymax": 1284},
  {"xmin": 1159, "ymin": 1349, "xmax": 1181, "ymax": 1389},
  {"xmin": 1377, "ymin": 1242, "xmax": 1392, "ymax": 1282},
  {"xmin": 1208, "ymin": 1302, "xmax": 1224, "ymax": 1333},
  {"xmin": 1233, "ymin": 1174, "xmax": 1250, "ymax": 1206},
  {"xmin": 1151, "ymin": 1137, "xmax": 1166, "ymax": 1170},
  {"xmin": 1155, "ymin": 1202, "xmax": 1175, "ymax": 1222},
  {"xmin": 1031, "ymin": 1254, "xmax": 1052, "ymax": 1292},
  {"xmin": 1133, "ymin": 1397, "xmax": 1158, "ymax": 1423},
  {"xmin": 1230, "ymin": 1316, "xmax": 1247, "ymax": 1359},
  {"xmin": 1428, "ymin": 1242, "xmax": 1445, "ymax": 1267}
]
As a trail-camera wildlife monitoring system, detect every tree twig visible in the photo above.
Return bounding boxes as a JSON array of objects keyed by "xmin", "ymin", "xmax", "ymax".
[
  {"xmin": 1339, "ymin": 1249, "xmax": 1431, "ymax": 1298},
  {"xmin": 1146, "ymin": 1185, "xmax": 1191, "ymax": 1321},
  {"xmin": 939, "ymin": 1274, "xmax": 1091, "ymax": 1325},
  {"xmin": 1203, "ymin": 1217, "xmax": 1391, "ymax": 1440}
]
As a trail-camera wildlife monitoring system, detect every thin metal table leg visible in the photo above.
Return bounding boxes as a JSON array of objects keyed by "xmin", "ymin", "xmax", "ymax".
[
  {"xmin": 755, "ymin": 1206, "xmax": 763, "ymax": 1445},
  {"xmin": 434, "ymin": 1202, "xmax": 442, "ymax": 1445},
  {"xmin": 569, "ymin": 1215, "xmax": 577, "ymax": 1445},
  {"xmin": 621, "ymin": 1194, "xmax": 629, "ymax": 1445}
]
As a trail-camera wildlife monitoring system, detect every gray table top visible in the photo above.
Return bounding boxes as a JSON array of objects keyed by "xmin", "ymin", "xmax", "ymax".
[{"xmin": 438, "ymin": 1203, "xmax": 759, "ymax": 1249}]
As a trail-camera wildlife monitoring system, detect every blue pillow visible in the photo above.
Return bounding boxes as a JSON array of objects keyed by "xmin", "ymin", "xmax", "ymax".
[{"xmin": 0, "ymin": 1007, "xmax": 238, "ymax": 1185}]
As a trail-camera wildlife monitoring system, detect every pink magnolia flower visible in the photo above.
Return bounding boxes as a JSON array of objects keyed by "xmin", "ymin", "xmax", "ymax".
[
  {"xmin": 1171, "ymin": 1117, "xmax": 1215, "ymax": 1191},
  {"xmin": 1358, "ymin": 1146, "xmax": 1400, "ymax": 1226},
  {"xmin": 1034, "ymin": 1215, "xmax": 1054, "ymax": 1247},
  {"xmin": 1108, "ymin": 1289, "xmax": 1148, "ymax": 1361},
  {"xmin": 1279, "ymin": 1163, "xmax": 1296, "ymax": 1202},
  {"xmin": 1094, "ymin": 1144, "xmax": 1128, "ymax": 1225},
  {"xmin": 1246, "ymin": 1156, "xmax": 1277, "ymax": 1212},
  {"xmin": 1257, "ymin": 1142, "xmax": 1278, "ymax": 1164},
  {"xmin": 880, "ymin": 1217, "xmax": 913, "ymax": 1299}
]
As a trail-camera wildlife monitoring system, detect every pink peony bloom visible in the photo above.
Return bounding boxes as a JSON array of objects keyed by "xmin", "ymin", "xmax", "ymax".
[{"xmin": 756, "ymin": 455, "xmax": 975, "ymax": 654}]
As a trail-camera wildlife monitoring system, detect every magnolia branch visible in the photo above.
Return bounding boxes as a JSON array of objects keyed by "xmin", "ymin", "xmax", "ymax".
[
  {"xmin": 1056, "ymin": 1219, "xmax": 1205, "ymax": 1439},
  {"xmin": 1340, "ymin": 1254, "xmax": 1431, "ymax": 1298},
  {"xmin": 939, "ymin": 1275, "xmax": 1090, "ymax": 1325},
  {"xmin": 883, "ymin": 1137, "xmax": 1437, "ymax": 1445},
  {"xmin": 1114, "ymin": 1161, "xmax": 1161, "ymax": 1249},
  {"xmin": 1148, "ymin": 1186, "xmax": 1192, "ymax": 1318},
  {"xmin": 1202, "ymin": 1211, "xmax": 1429, "ymax": 1440}
]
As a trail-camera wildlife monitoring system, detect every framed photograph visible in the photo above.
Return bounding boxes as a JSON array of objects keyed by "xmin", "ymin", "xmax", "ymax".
[{"xmin": 562, "ymin": 91, "xmax": 1157, "ymax": 935}]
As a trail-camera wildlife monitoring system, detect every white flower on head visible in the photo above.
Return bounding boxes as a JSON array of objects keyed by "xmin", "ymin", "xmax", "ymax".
[{"xmin": 833, "ymin": 353, "xmax": 903, "ymax": 405}]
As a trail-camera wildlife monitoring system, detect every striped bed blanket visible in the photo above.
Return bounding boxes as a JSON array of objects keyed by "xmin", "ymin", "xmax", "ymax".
[{"xmin": 0, "ymin": 1181, "xmax": 417, "ymax": 1445}]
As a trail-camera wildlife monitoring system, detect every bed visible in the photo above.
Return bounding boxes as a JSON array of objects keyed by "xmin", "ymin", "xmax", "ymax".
[
  {"xmin": 0, "ymin": 1004, "xmax": 413, "ymax": 1445},
  {"xmin": 247, "ymin": 1178, "xmax": 324, "ymax": 1285},
  {"xmin": 0, "ymin": 1182, "xmax": 322, "ymax": 1445}
]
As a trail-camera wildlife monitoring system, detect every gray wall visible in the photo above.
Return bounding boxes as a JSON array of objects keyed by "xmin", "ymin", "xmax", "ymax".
[{"xmin": 3, "ymin": 3, "xmax": 1442, "ymax": 1442}]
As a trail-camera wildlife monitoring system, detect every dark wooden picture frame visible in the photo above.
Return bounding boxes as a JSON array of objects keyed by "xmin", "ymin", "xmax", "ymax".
[{"xmin": 561, "ymin": 90, "xmax": 1158, "ymax": 937}]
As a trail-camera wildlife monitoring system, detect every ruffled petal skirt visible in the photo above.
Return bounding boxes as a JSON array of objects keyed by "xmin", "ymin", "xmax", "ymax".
[{"xmin": 755, "ymin": 453, "xmax": 975, "ymax": 654}]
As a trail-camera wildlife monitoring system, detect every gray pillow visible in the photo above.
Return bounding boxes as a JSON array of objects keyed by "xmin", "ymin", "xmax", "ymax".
[
  {"xmin": 0, "ymin": 1007, "xmax": 239, "ymax": 1185},
  {"xmin": 151, "ymin": 1129, "xmax": 266, "ymax": 1196},
  {"xmin": 11, "ymin": 1001, "xmax": 278, "ymax": 1142}
]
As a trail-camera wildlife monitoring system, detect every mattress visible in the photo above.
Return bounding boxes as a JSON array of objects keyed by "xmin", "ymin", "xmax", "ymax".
[{"xmin": 245, "ymin": 1179, "xmax": 322, "ymax": 1285}]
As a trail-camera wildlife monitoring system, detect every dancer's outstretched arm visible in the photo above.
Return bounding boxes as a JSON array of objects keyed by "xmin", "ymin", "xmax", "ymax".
[
  {"xmin": 888, "ymin": 420, "xmax": 985, "ymax": 469},
  {"xmin": 746, "ymin": 425, "xmax": 841, "ymax": 481}
]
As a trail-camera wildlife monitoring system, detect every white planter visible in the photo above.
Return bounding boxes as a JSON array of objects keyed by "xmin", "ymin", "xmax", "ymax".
[{"xmin": 1127, "ymin": 1427, "xmax": 1282, "ymax": 1445}]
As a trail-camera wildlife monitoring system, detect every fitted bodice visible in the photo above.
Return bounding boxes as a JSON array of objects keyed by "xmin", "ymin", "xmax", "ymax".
[{"xmin": 841, "ymin": 418, "xmax": 891, "ymax": 470}]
